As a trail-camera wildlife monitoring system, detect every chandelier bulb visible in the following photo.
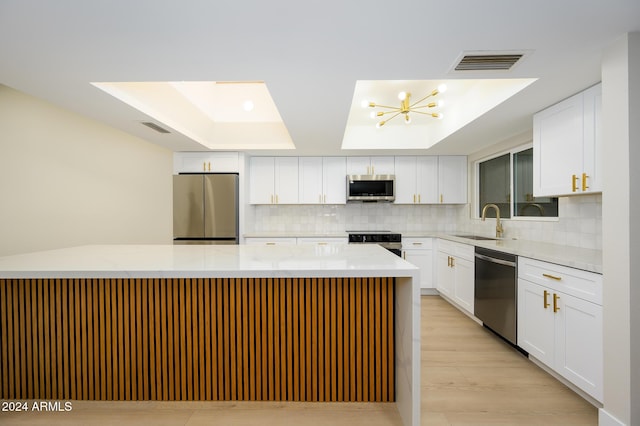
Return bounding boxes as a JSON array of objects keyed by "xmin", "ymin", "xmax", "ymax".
[
  {"xmin": 361, "ymin": 99, "xmax": 369, "ymax": 108},
  {"xmin": 438, "ymin": 83, "xmax": 447, "ymax": 94},
  {"xmin": 398, "ymin": 91, "xmax": 407, "ymax": 101}
]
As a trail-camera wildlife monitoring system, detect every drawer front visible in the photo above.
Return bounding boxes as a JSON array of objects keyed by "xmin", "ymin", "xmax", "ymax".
[
  {"xmin": 437, "ymin": 239, "xmax": 474, "ymax": 261},
  {"xmin": 402, "ymin": 237, "xmax": 433, "ymax": 250},
  {"xmin": 244, "ymin": 237, "xmax": 297, "ymax": 245},
  {"xmin": 518, "ymin": 257, "xmax": 602, "ymax": 304}
]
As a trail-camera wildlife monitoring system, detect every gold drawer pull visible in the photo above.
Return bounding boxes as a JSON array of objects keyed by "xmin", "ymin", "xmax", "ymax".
[
  {"xmin": 582, "ymin": 173, "xmax": 589, "ymax": 191},
  {"xmin": 266, "ymin": 242, "xmax": 276, "ymax": 245},
  {"xmin": 543, "ymin": 290, "xmax": 550, "ymax": 309},
  {"xmin": 542, "ymin": 273, "xmax": 562, "ymax": 281},
  {"xmin": 412, "ymin": 242, "xmax": 423, "ymax": 246},
  {"xmin": 572, "ymin": 174, "xmax": 578, "ymax": 192},
  {"xmin": 553, "ymin": 293, "xmax": 560, "ymax": 313}
]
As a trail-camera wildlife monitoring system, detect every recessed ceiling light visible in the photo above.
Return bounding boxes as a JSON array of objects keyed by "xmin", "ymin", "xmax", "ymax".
[{"xmin": 243, "ymin": 100, "xmax": 254, "ymax": 112}]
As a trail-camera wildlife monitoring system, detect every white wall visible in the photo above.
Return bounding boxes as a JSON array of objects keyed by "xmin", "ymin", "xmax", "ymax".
[
  {"xmin": 0, "ymin": 85, "xmax": 173, "ymax": 256},
  {"xmin": 600, "ymin": 32, "xmax": 639, "ymax": 426}
]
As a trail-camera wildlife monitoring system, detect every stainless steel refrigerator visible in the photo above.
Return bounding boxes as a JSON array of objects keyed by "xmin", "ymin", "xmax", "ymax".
[{"xmin": 173, "ymin": 173, "xmax": 239, "ymax": 244}]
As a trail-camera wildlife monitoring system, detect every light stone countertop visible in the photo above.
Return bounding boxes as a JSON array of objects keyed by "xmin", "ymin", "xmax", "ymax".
[
  {"xmin": 0, "ymin": 243, "xmax": 418, "ymax": 279},
  {"xmin": 245, "ymin": 231, "xmax": 602, "ymax": 273}
]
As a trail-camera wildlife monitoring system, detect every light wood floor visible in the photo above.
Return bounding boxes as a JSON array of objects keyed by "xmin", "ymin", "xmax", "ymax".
[{"xmin": 0, "ymin": 295, "xmax": 597, "ymax": 425}]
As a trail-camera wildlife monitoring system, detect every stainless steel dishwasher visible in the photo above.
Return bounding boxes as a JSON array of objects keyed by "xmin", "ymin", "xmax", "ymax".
[{"xmin": 474, "ymin": 247, "xmax": 518, "ymax": 346}]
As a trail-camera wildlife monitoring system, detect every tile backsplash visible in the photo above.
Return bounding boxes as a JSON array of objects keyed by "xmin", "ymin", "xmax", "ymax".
[{"xmin": 248, "ymin": 194, "xmax": 602, "ymax": 250}]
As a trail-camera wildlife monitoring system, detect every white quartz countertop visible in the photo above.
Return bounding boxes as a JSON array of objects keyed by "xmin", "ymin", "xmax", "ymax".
[
  {"xmin": 0, "ymin": 244, "xmax": 418, "ymax": 279},
  {"xmin": 436, "ymin": 234, "xmax": 602, "ymax": 274},
  {"xmin": 245, "ymin": 231, "xmax": 602, "ymax": 273}
]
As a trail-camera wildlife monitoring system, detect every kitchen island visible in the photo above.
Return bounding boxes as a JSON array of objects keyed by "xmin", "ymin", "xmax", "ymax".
[{"xmin": 0, "ymin": 244, "xmax": 420, "ymax": 426}]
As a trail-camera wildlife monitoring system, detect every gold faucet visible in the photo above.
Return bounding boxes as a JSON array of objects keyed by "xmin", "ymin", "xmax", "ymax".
[{"xmin": 481, "ymin": 203, "xmax": 504, "ymax": 238}]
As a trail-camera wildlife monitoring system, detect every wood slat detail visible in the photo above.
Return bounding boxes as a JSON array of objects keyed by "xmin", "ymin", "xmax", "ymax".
[{"xmin": 0, "ymin": 277, "xmax": 394, "ymax": 402}]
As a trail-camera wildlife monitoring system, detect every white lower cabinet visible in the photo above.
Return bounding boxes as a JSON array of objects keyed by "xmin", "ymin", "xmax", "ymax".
[
  {"xmin": 402, "ymin": 238, "xmax": 434, "ymax": 290},
  {"xmin": 436, "ymin": 239, "xmax": 474, "ymax": 315},
  {"xmin": 244, "ymin": 237, "xmax": 297, "ymax": 245},
  {"xmin": 517, "ymin": 257, "xmax": 603, "ymax": 402},
  {"xmin": 296, "ymin": 237, "xmax": 348, "ymax": 245}
]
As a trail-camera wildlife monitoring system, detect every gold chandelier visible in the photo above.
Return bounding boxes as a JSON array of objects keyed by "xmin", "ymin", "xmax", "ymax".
[{"xmin": 363, "ymin": 84, "xmax": 447, "ymax": 128}]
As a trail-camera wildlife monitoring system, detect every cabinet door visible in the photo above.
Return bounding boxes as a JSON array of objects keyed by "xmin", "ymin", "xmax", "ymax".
[
  {"xmin": 322, "ymin": 157, "xmax": 347, "ymax": 204},
  {"xmin": 533, "ymin": 92, "xmax": 584, "ymax": 197},
  {"xmin": 370, "ymin": 156, "xmax": 395, "ymax": 175},
  {"xmin": 416, "ymin": 156, "xmax": 439, "ymax": 204},
  {"xmin": 403, "ymin": 249, "xmax": 433, "ymax": 289},
  {"xmin": 453, "ymin": 257, "xmax": 474, "ymax": 314},
  {"xmin": 582, "ymin": 83, "xmax": 602, "ymax": 193},
  {"xmin": 249, "ymin": 157, "xmax": 275, "ymax": 204},
  {"xmin": 174, "ymin": 152, "xmax": 239, "ymax": 173},
  {"xmin": 394, "ymin": 157, "xmax": 417, "ymax": 204},
  {"xmin": 346, "ymin": 157, "xmax": 372, "ymax": 175},
  {"xmin": 438, "ymin": 156, "xmax": 467, "ymax": 204},
  {"xmin": 298, "ymin": 157, "xmax": 324, "ymax": 204},
  {"xmin": 274, "ymin": 157, "xmax": 299, "ymax": 204},
  {"xmin": 517, "ymin": 280, "xmax": 555, "ymax": 367},
  {"xmin": 555, "ymin": 291, "xmax": 603, "ymax": 401},
  {"xmin": 436, "ymin": 251, "xmax": 454, "ymax": 297}
]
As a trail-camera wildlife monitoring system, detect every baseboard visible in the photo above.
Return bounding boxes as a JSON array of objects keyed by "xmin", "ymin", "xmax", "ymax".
[
  {"xmin": 420, "ymin": 288, "xmax": 439, "ymax": 296},
  {"xmin": 599, "ymin": 409, "xmax": 626, "ymax": 426},
  {"xmin": 527, "ymin": 356, "xmax": 602, "ymax": 408}
]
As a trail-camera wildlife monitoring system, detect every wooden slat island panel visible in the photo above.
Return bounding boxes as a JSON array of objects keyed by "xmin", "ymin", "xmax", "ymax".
[{"xmin": 0, "ymin": 277, "xmax": 394, "ymax": 402}]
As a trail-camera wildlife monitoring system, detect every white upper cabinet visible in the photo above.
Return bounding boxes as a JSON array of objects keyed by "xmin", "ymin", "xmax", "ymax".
[
  {"xmin": 298, "ymin": 157, "xmax": 347, "ymax": 204},
  {"xmin": 173, "ymin": 152, "xmax": 240, "ymax": 174},
  {"xmin": 346, "ymin": 156, "xmax": 395, "ymax": 175},
  {"xmin": 249, "ymin": 157, "xmax": 299, "ymax": 204},
  {"xmin": 533, "ymin": 83, "xmax": 602, "ymax": 197},
  {"xmin": 437, "ymin": 156, "xmax": 468, "ymax": 204},
  {"xmin": 394, "ymin": 156, "xmax": 438, "ymax": 204}
]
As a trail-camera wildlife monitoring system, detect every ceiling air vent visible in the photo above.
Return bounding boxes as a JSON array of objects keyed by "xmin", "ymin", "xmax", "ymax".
[
  {"xmin": 141, "ymin": 121, "xmax": 170, "ymax": 134},
  {"xmin": 452, "ymin": 52, "xmax": 525, "ymax": 71}
]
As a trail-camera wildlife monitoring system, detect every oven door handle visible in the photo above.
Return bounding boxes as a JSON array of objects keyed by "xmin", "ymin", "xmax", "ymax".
[{"xmin": 475, "ymin": 253, "xmax": 516, "ymax": 267}]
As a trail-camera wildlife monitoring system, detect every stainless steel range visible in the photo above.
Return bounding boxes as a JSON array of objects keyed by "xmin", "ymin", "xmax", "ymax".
[{"xmin": 347, "ymin": 231, "xmax": 402, "ymax": 256}]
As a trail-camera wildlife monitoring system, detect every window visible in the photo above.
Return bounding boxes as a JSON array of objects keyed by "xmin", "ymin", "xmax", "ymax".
[{"xmin": 477, "ymin": 146, "xmax": 558, "ymax": 219}]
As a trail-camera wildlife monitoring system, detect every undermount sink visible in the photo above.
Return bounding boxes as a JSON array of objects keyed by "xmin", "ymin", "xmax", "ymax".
[{"xmin": 453, "ymin": 234, "xmax": 497, "ymax": 241}]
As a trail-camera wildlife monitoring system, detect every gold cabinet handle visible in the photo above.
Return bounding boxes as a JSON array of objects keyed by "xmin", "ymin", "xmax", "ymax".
[
  {"xmin": 413, "ymin": 194, "xmax": 416, "ymax": 203},
  {"xmin": 440, "ymin": 194, "xmax": 443, "ymax": 203},
  {"xmin": 203, "ymin": 162, "xmax": 207, "ymax": 172},
  {"xmin": 266, "ymin": 242, "xmax": 276, "ymax": 245},
  {"xmin": 317, "ymin": 242, "xmax": 327, "ymax": 245},
  {"xmin": 403, "ymin": 252, "xmax": 406, "ymax": 259},
  {"xmin": 270, "ymin": 194, "xmax": 274, "ymax": 204},
  {"xmin": 543, "ymin": 290, "xmax": 550, "ymax": 309},
  {"xmin": 553, "ymin": 293, "xmax": 560, "ymax": 313},
  {"xmin": 451, "ymin": 256, "xmax": 455, "ymax": 268},
  {"xmin": 543, "ymin": 273, "xmax": 562, "ymax": 281},
  {"xmin": 572, "ymin": 174, "xmax": 578, "ymax": 192},
  {"xmin": 324, "ymin": 194, "xmax": 326, "ymax": 203},
  {"xmin": 208, "ymin": 162, "xmax": 211, "ymax": 172},
  {"xmin": 447, "ymin": 256, "xmax": 451, "ymax": 267},
  {"xmin": 418, "ymin": 194, "xmax": 421, "ymax": 203},
  {"xmin": 582, "ymin": 173, "xmax": 589, "ymax": 191},
  {"xmin": 275, "ymin": 194, "xmax": 279, "ymax": 204},
  {"xmin": 412, "ymin": 242, "xmax": 422, "ymax": 246}
]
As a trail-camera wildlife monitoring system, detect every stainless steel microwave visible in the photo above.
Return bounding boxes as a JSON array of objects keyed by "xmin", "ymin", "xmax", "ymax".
[{"xmin": 347, "ymin": 175, "xmax": 395, "ymax": 202}]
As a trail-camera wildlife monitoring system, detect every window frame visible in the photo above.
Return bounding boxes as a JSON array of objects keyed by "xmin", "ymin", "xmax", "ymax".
[{"xmin": 474, "ymin": 143, "xmax": 559, "ymax": 222}]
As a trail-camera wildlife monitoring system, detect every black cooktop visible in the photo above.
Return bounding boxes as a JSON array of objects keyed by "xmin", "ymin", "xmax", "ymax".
[{"xmin": 347, "ymin": 231, "xmax": 401, "ymax": 243}]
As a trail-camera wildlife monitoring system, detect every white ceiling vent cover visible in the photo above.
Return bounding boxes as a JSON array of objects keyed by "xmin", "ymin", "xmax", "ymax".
[
  {"xmin": 452, "ymin": 51, "xmax": 526, "ymax": 71},
  {"xmin": 141, "ymin": 121, "xmax": 171, "ymax": 134}
]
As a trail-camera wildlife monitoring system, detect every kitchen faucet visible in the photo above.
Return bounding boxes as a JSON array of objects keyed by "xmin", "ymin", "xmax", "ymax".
[{"xmin": 481, "ymin": 203, "xmax": 504, "ymax": 238}]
